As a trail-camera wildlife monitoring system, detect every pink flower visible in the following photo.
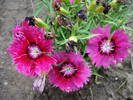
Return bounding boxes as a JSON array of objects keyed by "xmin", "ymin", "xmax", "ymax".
[
  {"xmin": 48, "ymin": 51, "xmax": 92, "ymax": 92},
  {"xmin": 69, "ymin": 0, "xmax": 75, "ymax": 3},
  {"xmin": 87, "ymin": 25, "xmax": 132, "ymax": 68},
  {"xmin": 55, "ymin": 0, "xmax": 62, "ymax": 3},
  {"xmin": 7, "ymin": 21, "xmax": 56, "ymax": 77}
]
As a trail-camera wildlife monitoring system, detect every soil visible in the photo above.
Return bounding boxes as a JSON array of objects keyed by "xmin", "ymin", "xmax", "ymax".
[{"xmin": 0, "ymin": 0, "xmax": 133, "ymax": 100}]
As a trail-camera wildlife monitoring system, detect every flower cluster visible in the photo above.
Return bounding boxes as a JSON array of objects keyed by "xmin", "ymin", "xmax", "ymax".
[{"xmin": 7, "ymin": 0, "xmax": 132, "ymax": 93}]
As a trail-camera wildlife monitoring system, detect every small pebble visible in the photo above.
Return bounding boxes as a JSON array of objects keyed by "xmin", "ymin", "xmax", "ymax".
[
  {"xmin": 4, "ymin": 52, "xmax": 7, "ymax": 54},
  {"xmin": 1, "ymin": 62, "xmax": 4, "ymax": 64},
  {"xmin": 115, "ymin": 77, "xmax": 118, "ymax": 81},
  {"xmin": 3, "ymin": 81, "xmax": 8, "ymax": 86}
]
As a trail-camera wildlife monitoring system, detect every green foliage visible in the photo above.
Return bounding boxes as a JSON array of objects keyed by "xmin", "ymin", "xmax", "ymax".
[{"xmin": 32, "ymin": 0, "xmax": 133, "ymax": 76}]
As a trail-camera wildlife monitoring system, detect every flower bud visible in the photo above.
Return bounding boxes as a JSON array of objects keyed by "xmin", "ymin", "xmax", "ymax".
[
  {"xmin": 57, "ymin": 15, "xmax": 67, "ymax": 26},
  {"xmin": 95, "ymin": 5, "xmax": 104, "ymax": 13},
  {"xmin": 34, "ymin": 17, "xmax": 49, "ymax": 29},
  {"xmin": 66, "ymin": 41, "xmax": 77, "ymax": 53},
  {"xmin": 25, "ymin": 16, "xmax": 35, "ymax": 26},
  {"xmin": 33, "ymin": 72, "xmax": 48, "ymax": 93},
  {"xmin": 101, "ymin": 2, "xmax": 111, "ymax": 14},
  {"xmin": 77, "ymin": 10, "xmax": 87, "ymax": 20},
  {"xmin": 52, "ymin": 1, "xmax": 61, "ymax": 11},
  {"xmin": 66, "ymin": 21, "xmax": 74, "ymax": 29},
  {"xmin": 60, "ymin": 7, "xmax": 70, "ymax": 15},
  {"xmin": 96, "ymin": 0, "xmax": 101, "ymax": 5},
  {"xmin": 66, "ymin": 36, "xmax": 78, "ymax": 53},
  {"xmin": 52, "ymin": 1, "xmax": 70, "ymax": 15},
  {"xmin": 45, "ymin": 32, "xmax": 56, "ymax": 40},
  {"xmin": 110, "ymin": 0, "xmax": 117, "ymax": 8},
  {"xmin": 69, "ymin": 36, "xmax": 78, "ymax": 43},
  {"xmin": 49, "ymin": 18, "xmax": 55, "ymax": 26},
  {"xmin": 86, "ymin": 2, "xmax": 96, "ymax": 12}
]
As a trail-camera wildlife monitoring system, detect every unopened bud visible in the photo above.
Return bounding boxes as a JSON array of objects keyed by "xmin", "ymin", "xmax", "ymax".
[
  {"xmin": 57, "ymin": 15, "xmax": 67, "ymax": 26},
  {"xmin": 101, "ymin": 2, "xmax": 111, "ymax": 14},
  {"xmin": 66, "ymin": 40, "xmax": 77, "ymax": 53},
  {"xmin": 60, "ymin": 7, "xmax": 70, "ymax": 15},
  {"xmin": 86, "ymin": 2, "xmax": 96, "ymax": 12},
  {"xmin": 34, "ymin": 17, "xmax": 49, "ymax": 29},
  {"xmin": 96, "ymin": 0, "xmax": 101, "ymax": 5},
  {"xmin": 110, "ymin": 0, "xmax": 117, "ymax": 8},
  {"xmin": 53, "ymin": 1, "xmax": 61, "ymax": 11},
  {"xmin": 25, "ymin": 16, "xmax": 35, "ymax": 26},
  {"xmin": 96, "ymin": 5, "xmax": 104, "ymax": 13},
  {"xmin": 45, "ymin": 32, "xmax": 56, "ymax": 40},
  {"xmin": 69, "ymin": 36, "xmax": 78, "ymax": 43},
  {"xmin": 77, "ymin": 10, "xmax": 87, "ymax": 20}
]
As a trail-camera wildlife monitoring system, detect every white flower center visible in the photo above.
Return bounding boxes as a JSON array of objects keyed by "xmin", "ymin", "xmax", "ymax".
[
  {"xmin": 100, "ymin": 40, "xmax": 114, "ymax": 54},
  {"xmin": 28, "ymin": 44, "xmax": 42, "ymax": 59},
  {"xmin": 60, "ymin": 65, "xmax": 77, "ymax": 76}
]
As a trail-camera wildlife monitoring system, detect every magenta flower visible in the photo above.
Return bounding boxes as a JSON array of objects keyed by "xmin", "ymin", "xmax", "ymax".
[
  {"xmin": 48, "ymin": 51, "xmax": 92, "ymax": 92},
  {"xmin": 55, "ymin": 0, "xmax": 62, "ymax": 3},
  {"xmin": 7, "ymin": 21, "xmax": 56, "ymax": 77},
  {"xmin": 87, "ymin": 25, "xmax": 132, "ymax": 68},
  {"xmin": 69, "ymin": 0, "xmax": 75, "ymax": 3}
]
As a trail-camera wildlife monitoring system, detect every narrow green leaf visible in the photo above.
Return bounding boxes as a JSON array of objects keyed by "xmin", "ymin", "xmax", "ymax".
[
  {"xmin": 78, "ymin": 30, "xmax": 89, "ymax": 34},
  {"xmin": 56, "ymin": 39, "xmax": 68, "ymax": 45},
  {"xmin": 49, "ymin": 0, "xmax": 54, "ymax": 17},
  {"xmin": 92, "ymin": 72, "xmax": 103, "ymax": 78},
  {"xmin": 60, "ymin": 29, "xmax": 66, "ymax": 39},
  {"xmin": 78, "ymin": 34, "xmax": 100, "ymax": 40},
  {"xmin": 103, "ymin": 20, "xmax": 118, "ymax": 26}
]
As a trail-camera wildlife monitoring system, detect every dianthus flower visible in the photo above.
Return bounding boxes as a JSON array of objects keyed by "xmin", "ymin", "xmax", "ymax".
[
  {"xmin": 55, "ymin": 0, "xmax": 62, "ymax": 3},
  {"xmin": 70, "ymin": 0, "xmax": 75, "ymax": 3},
  {"xmin": 87, "ymin": 25, "xmax": 132, "ymax": 68},
  {"xmin": 7, "ymin": 21, "xmax": 56, "ymax": 77},
  {"xmin": 48, "ymin": 51, "xmax": 92, "ymax": 92}
]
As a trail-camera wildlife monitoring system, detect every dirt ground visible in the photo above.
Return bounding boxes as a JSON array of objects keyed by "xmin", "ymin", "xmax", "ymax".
[{"xmin": 0, "ymin": 0, "xmax": 133, "ymax": 100}]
